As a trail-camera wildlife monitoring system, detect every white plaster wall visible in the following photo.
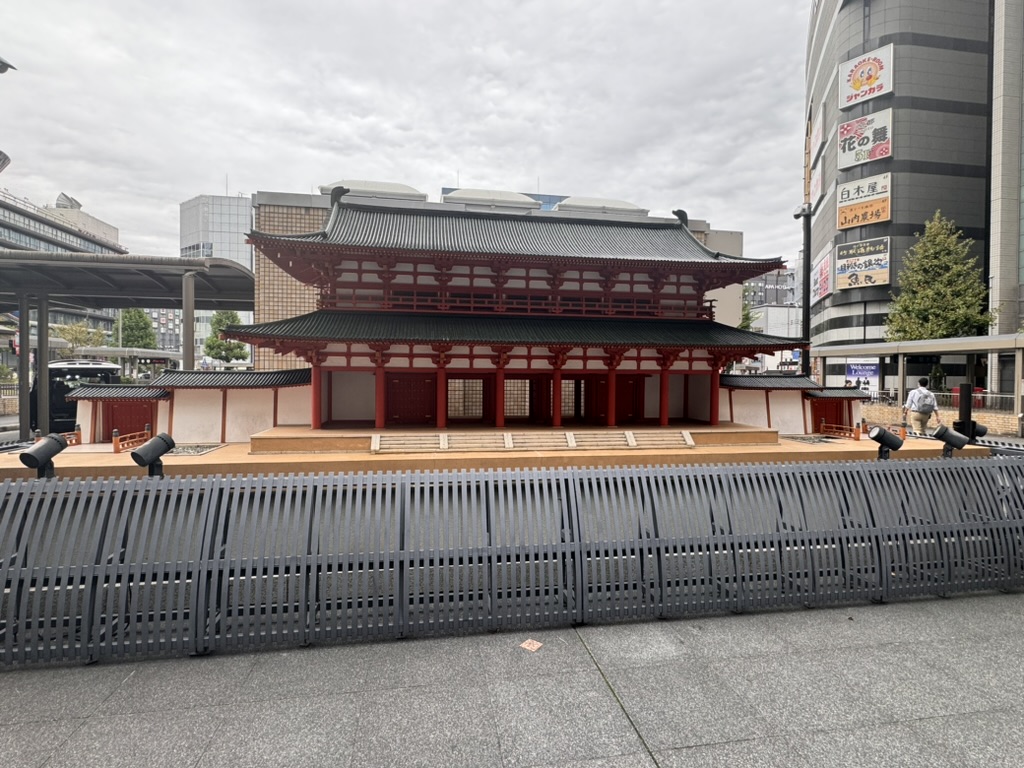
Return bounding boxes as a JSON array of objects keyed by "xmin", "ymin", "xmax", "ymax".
[
  {"xmin": 330, "ymin": 372, "xmax": 375, "ymax": 420},
  {"xmin": 225, "ymin": 389, "xmax": 275, "ymax": 442},
  {"xmin": 156, "ymin": 401, "xmax": 170, "ymax": 435},
  {"xmin": 688, "ymin": 375, "xmax": 711, "ymax": 421},
  {"xmin": 729, "ymin": 390, "xmax": 767, "ymax": 427},
  {"xmin": 644, "ymin": 376, "xmax": 659, "ymax": 419},
  {"xmin": 278, "ymin": 385, "xmax": 310, "ymax": 425},
  {"xmin": 77, "ymin": 401, "xmax": 95, "ymax": 443},
  {"xmin": 172, "ymin": 390, "xmax": 223, "ymax": 443},
  {"xmin": 768, "ymin": 391, "xmax": 806, "ymax": 434}
]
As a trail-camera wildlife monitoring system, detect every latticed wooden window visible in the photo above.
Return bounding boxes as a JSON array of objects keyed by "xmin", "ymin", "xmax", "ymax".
[
  {"xmin": 448, "ymin": 379, "xmax": 483, "ymax": 419},
  {"xmin": 504, "ymin": 379, "xmax": 530, "ymax": 418}
]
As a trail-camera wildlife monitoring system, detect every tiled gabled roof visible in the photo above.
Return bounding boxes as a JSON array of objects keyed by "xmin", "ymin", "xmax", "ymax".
[
  {"xmin": 805, "ymin": 387, "xmax": 872, "ymax": 400},
  {"xmin": 251, "ymin": 200, "xmax": 779, "ymax": 268},
  {"xmin": 720, "ymin": 375, "xmax": 822, "ymax": 390},
  {"xmin": 224, "ymin": 311, "xmax": 800, "ymax": 351},
  {"xmin": 66, "ymin": 385, "xmax": 169, "ymax": 401},
  {"xmin": 150, "ymin": 369, "xmax": 311, "ymax": 389}
]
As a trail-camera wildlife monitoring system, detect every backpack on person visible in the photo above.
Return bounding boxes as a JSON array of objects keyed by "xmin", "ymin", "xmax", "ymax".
[{"xmin": 917, "ymin": 389, "xmax": 937, "ymax": 415}]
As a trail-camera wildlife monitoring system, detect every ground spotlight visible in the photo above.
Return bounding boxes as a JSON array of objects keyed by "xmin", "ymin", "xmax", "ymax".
[
  {"xmin": 19, "ymin": 433, "xmax": 68, "ymax": 478},
  {"xmin": 130, "ymin": 433, "xmax": 175, "ymax": 478},
  {"xmin": 868, "ymin": 425, "xmax": 903, "ymax": 460},
  {"xmin": 933, "ymin": 424, "xmax": 969, "ymax": 458}
]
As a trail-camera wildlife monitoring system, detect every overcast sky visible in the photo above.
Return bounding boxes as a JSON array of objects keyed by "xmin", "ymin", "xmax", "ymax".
[{"xmin": 3, "ymin": 0, "xmax": 810, "ymax": 263}]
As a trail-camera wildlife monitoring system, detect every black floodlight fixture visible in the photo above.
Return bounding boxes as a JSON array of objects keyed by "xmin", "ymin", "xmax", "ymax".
[
  {"xmin": 933, "ymin": 424, "xmax": 969, "ymax": 458},
  {"xmin": 130, "ymin": 433, "xmax": 175, "ymax": 478},
  {"xmin": 973, "ymin": 422, "xmax": 988, "ymax": 440},
  {"xmin": 868, "ymin": 425, "xmax": 903, "ymax": 460},
  {"xmin": 19, "ymin": 433, "xmax": 68, "ymax": 478}
]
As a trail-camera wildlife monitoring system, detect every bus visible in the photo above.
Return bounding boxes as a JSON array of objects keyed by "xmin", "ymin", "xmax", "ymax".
[{"xmin": 30, "ymin": 359, "xmax": 122, "ymax": 433}]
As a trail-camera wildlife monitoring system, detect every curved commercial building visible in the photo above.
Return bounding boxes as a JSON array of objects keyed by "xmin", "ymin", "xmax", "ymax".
[{"xmin": 804, "ymin": 0, "xmax": 1020, "ymax": 367}]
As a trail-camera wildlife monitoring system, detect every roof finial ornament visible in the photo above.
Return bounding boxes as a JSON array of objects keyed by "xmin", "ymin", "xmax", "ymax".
[
  {"xmin": 672, "ymin": 209, "xmax": 688, "ymax": 228},
  {"xmin": 330, "ymin": 185, "xmax": 351, "ymax": 206}
]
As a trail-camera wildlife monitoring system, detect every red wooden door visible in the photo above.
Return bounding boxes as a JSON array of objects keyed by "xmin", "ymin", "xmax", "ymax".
[
  {"xmin": 810, "ymin": 399, "xmax": 846, "ymax": 431},
  {"xmin": 102, "ymin": 401, "xmax": 155, "ymax": 441},
  {"xmin": 387, "ymin": 375, "xmax": 436, "ymax": 425},
  {"xmin": 615, "ymin": 375, "xmax": 645, "ymax": 424}
]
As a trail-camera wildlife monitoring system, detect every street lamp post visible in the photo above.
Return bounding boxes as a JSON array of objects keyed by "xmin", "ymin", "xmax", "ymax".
[{"xmin": 793, "ymin": 203, "xmax": 813, "ymax": 377}]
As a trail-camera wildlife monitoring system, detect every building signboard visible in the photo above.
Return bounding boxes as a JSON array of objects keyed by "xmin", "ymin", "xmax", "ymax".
[
  {"xmin": 845, "ymin": 357, "xmax": 880, "ymax": 393},
  {"xmin": 809, "ymin": 163, "xmax": 823, "ymax": 208},
  {"xmin": 835, "ymin": 237, "xmax": 889, "ymax": 289},
  {"xmin": 810, "ymin": 243, "xmax": 833, "ymax": 306},
  {"xmin": 839, "ymin": 44, "xmax": 894, "ymax": 110},
  {"xmin": 810, "ymin": 108, "xmax": 824, "ymax": 166},
  {"xmin": 837, "ymin": 173, "xmax": 891, "ymax": 230},
  {"xmin": 838, "ymin": 109, "xmax": 892, "ymax": 169}
]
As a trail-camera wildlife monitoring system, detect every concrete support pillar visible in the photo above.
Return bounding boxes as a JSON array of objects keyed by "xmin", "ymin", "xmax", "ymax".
[
  {"xmin": 18, "ymin": 293, "xmax": 30, "ymax": 440},
  {"xmin": 37, "ymin": 295, "xmax": 50, "ymax": 435},
  {"xmin": 182, "ymin": 271, "xmax": 196, "ymax": 370}
]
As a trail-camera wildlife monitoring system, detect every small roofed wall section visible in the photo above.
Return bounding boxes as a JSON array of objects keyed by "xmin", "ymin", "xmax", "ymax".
[{"xmin": 171, "ymin": 386, "xmax": 311, "ymax": 443}]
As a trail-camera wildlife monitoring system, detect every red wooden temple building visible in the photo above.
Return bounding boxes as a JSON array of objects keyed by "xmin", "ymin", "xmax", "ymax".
[{"xmin": 226, "ymin": 187, "xmax": 801, "ymax": 430}]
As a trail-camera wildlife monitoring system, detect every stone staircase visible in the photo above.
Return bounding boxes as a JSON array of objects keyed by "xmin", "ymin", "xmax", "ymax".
[{"xmin": 370, "ymin": 429, "xmax": 696, "ymax": 454}]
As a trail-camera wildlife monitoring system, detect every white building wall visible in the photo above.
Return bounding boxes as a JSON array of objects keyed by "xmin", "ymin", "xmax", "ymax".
[
  {"xmin": 173, "ymin": 390, "xmax": 223, "ymax": 443},
  {"xmin": 729, "ymin": 390, "xmax": 768, "ymax": 427},
  {"xmin": 768, "ymin": 391, "xmax": 806, "ymax": 434},
  {"xmin": 225, "ymin": 390, "xmax": 275, "ymax": 442},
  {"xmin": 278, "ymin": 386, "xmax": 310, "ymax": 425}
]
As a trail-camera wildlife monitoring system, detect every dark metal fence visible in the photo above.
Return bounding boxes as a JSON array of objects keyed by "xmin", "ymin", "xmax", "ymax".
[{"xmin": 3, "ymin": 457, "xmax": 1024, "ymax": 666}]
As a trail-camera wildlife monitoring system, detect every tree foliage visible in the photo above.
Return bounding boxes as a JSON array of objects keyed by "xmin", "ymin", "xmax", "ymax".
[
  {"xmin": 737, "ymin": 302, "xmax": 760, "ymax": 332},
  {"xmin": 885, "ymin": 211, "xmax": 993, "ymax": 341},
  {"xmin": 113, "ymin": 308, "xmax": 157, "ymax": 349},
  {"xmin": 204, "ymin": 310, "xmax": 249, "ymax": 363},
  {"xmin": 53, "ymin": 321, "xmax": 107, "ymax": 358}
]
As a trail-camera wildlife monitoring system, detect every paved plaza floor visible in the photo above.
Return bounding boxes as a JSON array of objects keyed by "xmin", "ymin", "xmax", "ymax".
[{"xmin": 2, "ymin": 592, "xmax": 1023, "ymax": 767}]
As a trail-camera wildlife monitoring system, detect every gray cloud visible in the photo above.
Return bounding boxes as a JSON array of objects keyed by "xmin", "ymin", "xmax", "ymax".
[{"xmin": 3, "ymin": 0, "xmax": 809, "ymax": 262}]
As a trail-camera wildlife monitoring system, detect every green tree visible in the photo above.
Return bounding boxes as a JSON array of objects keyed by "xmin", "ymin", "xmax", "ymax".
[
  {"xmin": 885, "ymin": 211, "xmax": 994, "ymax": 341},
  {"xmin": 53, "ymin": 321, "xmax": 108, "ymax": 358},
  {"xmin": 204, "ymin": 310, "xmax": 249, "ymax": 363},
  {"xmin": 737, "ymin": 302, "xmax": 760, "ymax": 332},
  {"xmin": 112, "ymin": 308, "xmax": 157, "ymax": 349}
]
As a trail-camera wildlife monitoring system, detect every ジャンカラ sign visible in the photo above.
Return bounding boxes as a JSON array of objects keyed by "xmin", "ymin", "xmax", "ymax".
[{"xmin": 839, "ymin": 44, "xmax": 894, "ymax": 110}]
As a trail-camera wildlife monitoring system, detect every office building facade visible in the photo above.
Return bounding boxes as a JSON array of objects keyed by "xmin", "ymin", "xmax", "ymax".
[
  {"xmin": 179, "ymin": 194, "xmax": 255, "ymax": 361},
  {"xmin": 0, "ymin": 189, "xmax": 126, "ymax": 333},
  {"xmin": 804, "ymin": 0, "xmax": 1003, "ymax": 355}
]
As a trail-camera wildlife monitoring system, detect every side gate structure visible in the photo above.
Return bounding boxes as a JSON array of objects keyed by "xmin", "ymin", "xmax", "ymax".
[{"xmin": 2, "ymin": 457, "xmax": 1024, "ymax": 666}]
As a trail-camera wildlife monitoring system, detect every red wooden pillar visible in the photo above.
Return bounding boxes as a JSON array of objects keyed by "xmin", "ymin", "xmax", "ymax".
[
  {"xmin": 709, "ymin": 368, "xmax": 721, "ymax": 426},
  {"xmin": 552, "ymin": 369, "xmax": 563, "ymax": 427},
  {"xmin": 606, "ymin": 370, "xmax": 617, "ymax": 427},
  {"xmin": 659, "ymin": 368, "xmax": 670, "ymax": 427},
  {"xmin": 311, "ymin": 362, "xmax": 322, "ymax": 429},
  {"xmin": 436, "ymin": 367, "xmax": 447, "ymax": 429},
  {"xmin": 495, "ymin": 368, "xmax": 506, "ymax": 428},
  {"xmin": 374, "ymin": 364, "xmax": 386, "ymax": 429},
  {"xmin": 430, "ymin": 344, "xmax": 452, "ymax": 430},
  {"xmin": 604, "ymin": 349, "xmax": 624, "ymax": 428}
]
